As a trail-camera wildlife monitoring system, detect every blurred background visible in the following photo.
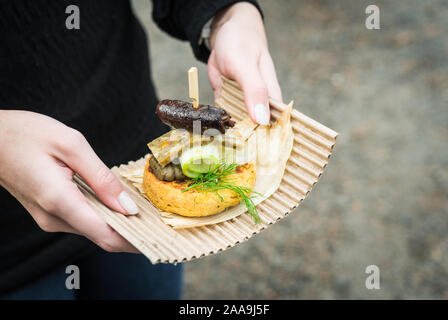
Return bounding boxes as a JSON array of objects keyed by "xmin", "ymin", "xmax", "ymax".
[{"xmin": 132, "ymin": 0, "xmax": 448, "ymax": 299}]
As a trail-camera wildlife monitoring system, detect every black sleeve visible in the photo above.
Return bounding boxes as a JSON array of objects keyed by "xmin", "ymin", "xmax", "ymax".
[{"xmin": 151, "ymin": 0, "xmax": 263, "ymax": 63}]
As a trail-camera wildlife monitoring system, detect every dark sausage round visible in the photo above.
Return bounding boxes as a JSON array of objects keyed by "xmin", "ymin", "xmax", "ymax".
[
  {"xmin": 156, "ymin": 99, "xmax": 235, "ymax": 134},
  {"xmin": 149, "ymin": 155, "xmax": 186, "ymax": 182}
]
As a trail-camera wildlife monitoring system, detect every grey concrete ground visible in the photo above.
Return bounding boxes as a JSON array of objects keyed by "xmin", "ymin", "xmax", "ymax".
[{"xmin": 132, "ymin": 0, "xmax": 448, "ymax": 299}]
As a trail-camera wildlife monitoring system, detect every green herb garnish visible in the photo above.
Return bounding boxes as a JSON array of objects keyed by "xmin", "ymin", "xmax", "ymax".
[{"xmin": 182, "ymin": 163, "xmax": 262, "ymax": 224}]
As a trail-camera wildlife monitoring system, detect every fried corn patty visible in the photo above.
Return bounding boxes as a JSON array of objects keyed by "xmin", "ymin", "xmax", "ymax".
[{"xmin": 143, "ymin": 156, "xmax": 256, "ymax": 217}]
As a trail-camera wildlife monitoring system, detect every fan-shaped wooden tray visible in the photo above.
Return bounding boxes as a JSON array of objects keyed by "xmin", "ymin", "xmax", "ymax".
[{"xmin": 75, "ymin": 78, "xmax": 338, "ymax": 263}]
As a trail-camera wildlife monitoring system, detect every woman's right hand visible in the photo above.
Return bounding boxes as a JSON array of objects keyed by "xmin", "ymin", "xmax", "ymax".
[{"xmin": 0, "ymin": 110, "xmax": 139, "ymax": 253}]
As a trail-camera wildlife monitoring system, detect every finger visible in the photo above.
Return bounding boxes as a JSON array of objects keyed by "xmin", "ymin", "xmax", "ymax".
[
  {"xmin": 55, "ymin": 130, "xmax": 138, "ymax": 215},
  {"xmin": 259, "ymin": 52, "xmax": 282, "ymax": 102},
  {"xmin": 231, "ymin": 60, "xmax": 270, "ymax": 125},
  {"xmin": 207, "ymin": 50, "xmax": 223, "ymax": 100},
  {"xmin": 33, "ymin": 210, "xmax": 81, "ymax": 235},
  {"xmin": 34, "ymin": 160, "xmax": 139, "ymax": 253},
  {"xmin": 22, "ymin": 200, "xmax": 81, "ymax": 235},
  {"xmin": 57, "ymin": 181, "xmax": 139, "ymax": 253}
]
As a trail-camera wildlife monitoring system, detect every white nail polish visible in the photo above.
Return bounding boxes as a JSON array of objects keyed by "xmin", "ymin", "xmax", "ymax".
[
  {"xmin": 118, "ymin": 191, "xmax": 139, "ymax": 215},
  {"xmin": 254, "ymin": 103, "xmax": 270, "ymax": 125}
]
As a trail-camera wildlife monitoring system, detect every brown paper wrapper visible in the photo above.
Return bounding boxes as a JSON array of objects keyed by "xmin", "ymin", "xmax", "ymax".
[{"xmin": 74, "ymin": 78, "xmax": 338, "ymax": 263}]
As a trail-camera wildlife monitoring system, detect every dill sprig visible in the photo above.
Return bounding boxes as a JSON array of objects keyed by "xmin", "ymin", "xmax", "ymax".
[{"xmin": 182, "ymin": 163, "xmax": 262, "ymax": 224}]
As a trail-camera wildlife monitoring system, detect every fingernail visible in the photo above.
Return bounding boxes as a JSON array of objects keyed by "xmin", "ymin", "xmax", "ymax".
[
  {"xmin": 254, "ymin": 103, "xmax": 270, "ymax": 125},
  {"xmin": 118, "ymin": 191, "xmax": 139, "ymax": 215}
]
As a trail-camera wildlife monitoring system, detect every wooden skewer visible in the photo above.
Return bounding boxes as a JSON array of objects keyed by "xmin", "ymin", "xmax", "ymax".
[{"xmin": 188, "ymin": 67, "xmax": 199, "ymax": 108}]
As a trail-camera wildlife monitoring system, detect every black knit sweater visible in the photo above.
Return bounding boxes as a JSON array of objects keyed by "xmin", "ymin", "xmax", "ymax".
[{"xmin": 0, "ymin": 0, "xmax": 261, "ymax": 295}]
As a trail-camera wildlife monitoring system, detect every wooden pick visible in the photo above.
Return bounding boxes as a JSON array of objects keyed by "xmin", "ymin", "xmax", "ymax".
[{"xmin": 188, "ymin": 67, "xmax": 199, "ymax": 108}]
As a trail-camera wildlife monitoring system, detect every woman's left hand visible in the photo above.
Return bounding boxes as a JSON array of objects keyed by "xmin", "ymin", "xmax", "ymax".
[{"xmin": 208, "ymin": 2, "xmax": 282, "ymax": 125}]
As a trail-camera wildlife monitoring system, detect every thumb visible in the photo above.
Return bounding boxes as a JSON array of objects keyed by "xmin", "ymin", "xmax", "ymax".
[
  {"xmin": 207, "ymin": 50, "xmax": 223, "ymax": 100},
  {"xmin": 59, "ymin": 131, "xmax": 139, "ymax": 215},
  {"xmin": 232, "ymin": 62, "xmax": 270, "ymax": 125}
]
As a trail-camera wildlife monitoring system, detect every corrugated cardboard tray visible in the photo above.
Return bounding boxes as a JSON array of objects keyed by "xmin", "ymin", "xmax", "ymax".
[{"xmin": 75, "ymin": 78, "xmax": 338, "ymax": 263}]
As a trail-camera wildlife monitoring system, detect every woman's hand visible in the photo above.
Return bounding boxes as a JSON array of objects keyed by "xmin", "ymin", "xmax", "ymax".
[
  {"xmin": 0, "ymin": 110, "xmax": 139, "ymax": 253},
  {"xmin": 208, "ymin": 2, "xmax": 282, "ymax": 125}
]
